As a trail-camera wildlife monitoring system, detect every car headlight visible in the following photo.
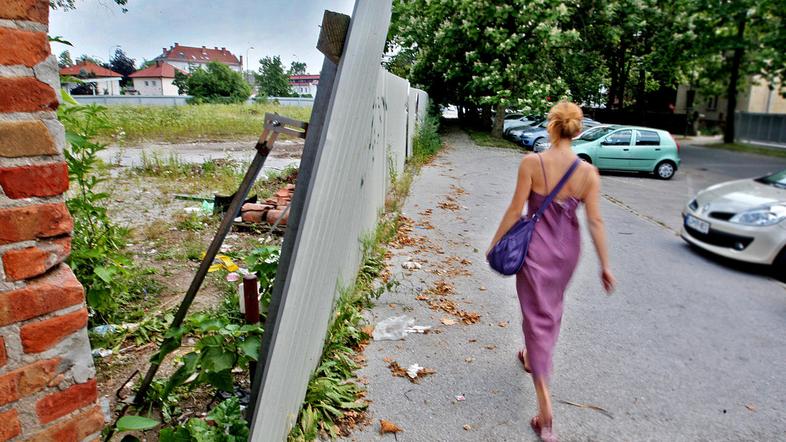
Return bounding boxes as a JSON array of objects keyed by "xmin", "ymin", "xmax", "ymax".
[
  {"xmin": 729, "ymin": 204, "xmax": 786, "ymax": 226},
  {"xmin": 688, "ymin": 199, "xmax": 699, "ymax": 211}
]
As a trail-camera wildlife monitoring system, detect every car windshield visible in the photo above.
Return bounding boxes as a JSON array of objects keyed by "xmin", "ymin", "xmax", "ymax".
[
  {"xmin": 578, "ymin": 126, "xmax": 615, "ymax": 141},
  {"xmin": 757, "ymin": 169, "xmax": 786, "ymax": 189}
]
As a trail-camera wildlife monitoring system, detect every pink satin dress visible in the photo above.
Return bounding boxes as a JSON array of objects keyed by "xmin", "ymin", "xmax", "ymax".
[{"xmin": 515, "ymin": 157, "xmax": 581, "ymax": 379}]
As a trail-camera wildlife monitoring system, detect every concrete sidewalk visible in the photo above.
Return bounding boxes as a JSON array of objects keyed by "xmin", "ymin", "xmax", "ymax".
[{"xmin": 344, "ymin": 128, "xmax": 786, "ymax": 441}]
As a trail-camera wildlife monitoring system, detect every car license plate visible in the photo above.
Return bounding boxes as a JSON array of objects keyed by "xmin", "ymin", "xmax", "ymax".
[{"xmin": 685, "ymin": 214, "xmax": 710, "ymax": 234}]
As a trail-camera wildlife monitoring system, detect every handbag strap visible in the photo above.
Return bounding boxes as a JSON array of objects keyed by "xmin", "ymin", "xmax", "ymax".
[{"xmin": 533, "ymin": 157, "xmax": 581, "ymax": 221}]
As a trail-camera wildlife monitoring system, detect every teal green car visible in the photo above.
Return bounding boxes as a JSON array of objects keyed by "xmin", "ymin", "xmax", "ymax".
[{"xmin": 571, "ymin": 125, "xmax": 681, "ymax": 179}]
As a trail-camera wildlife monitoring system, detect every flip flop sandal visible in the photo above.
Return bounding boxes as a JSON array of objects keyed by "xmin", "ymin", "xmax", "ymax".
[
  {"xmin": 517, "ymin": 349, "xmax": 532, "ymax": 373},
  {"xmin": 530, "ymin": 415, "xmax": 558, "ymax": 442}
]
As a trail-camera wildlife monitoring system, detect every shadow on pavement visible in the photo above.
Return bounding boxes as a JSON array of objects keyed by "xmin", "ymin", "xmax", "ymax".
[{"xmin": 682, "ymin": 242, "xmax": 783, "ymax": 283}]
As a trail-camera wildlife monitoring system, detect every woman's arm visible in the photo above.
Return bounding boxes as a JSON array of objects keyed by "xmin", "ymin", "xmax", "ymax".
[
  {"xmin": 582, "ymin": 167, "xmax": 616, "ymax": 293},
  {"xmin": 487, "ymin": 156, "xmax": 534, "ymax": 253}
]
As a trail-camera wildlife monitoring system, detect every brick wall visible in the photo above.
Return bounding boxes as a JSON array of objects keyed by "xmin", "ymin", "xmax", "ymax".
[{"xmin": 0, "ymin": 1, "xmax": 103, "ymax": 441}]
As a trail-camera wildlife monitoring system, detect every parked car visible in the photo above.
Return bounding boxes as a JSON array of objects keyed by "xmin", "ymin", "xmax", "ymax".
[
  {"xmin": 681, "ymin": 169, "xmax": 786, "ymax": 268},
  {"xmin": 570, "ymin": 125, "xmax": 680, "ymax": 179},
  {"xmin": 530, "ymin": 118, "xmax": 603, "ymax": 152},
  {"xmin": 504, "ymin": 114, "xmax": 540, "ymax": 132}
]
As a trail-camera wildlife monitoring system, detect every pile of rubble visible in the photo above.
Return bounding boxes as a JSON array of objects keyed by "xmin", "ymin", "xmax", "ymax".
[{"xmin": 240, "ymin": 184, "xmax": 294, "ymax": 226}]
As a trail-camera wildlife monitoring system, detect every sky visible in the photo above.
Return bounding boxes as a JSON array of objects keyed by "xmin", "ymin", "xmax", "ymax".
[{"xmin": 50, "ymin": 0, "xmax": 357, "ymax": 73}]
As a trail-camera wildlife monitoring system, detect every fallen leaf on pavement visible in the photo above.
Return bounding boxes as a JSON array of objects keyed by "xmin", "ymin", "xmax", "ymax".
[
  {"xmin": 380, "ymin": 419, "xmax": 402, "ymax": 434},
  {"xmin": 463, "ymin": 424, "xmax": 472, "ymax": 431},
  {"xmin": 465, "ymin": 357, "xmax": 475, "ymax": 363},
  {"xmin": 498, "ymin": 321, "xmax": 509, "ymax": 328},
  {"xmin": 479, "ymin": 286, "xmax": 487, "ymax": 291},
  {"xmin": 441, "ymin": 317, "xmax": 457, "ymax": 326},
  {"xmin": 745, "ymin": 404, "xmax": 757, "ymax": 412},
  {"xmin": 484, "ymin": 344, "xmax": 497, "ymax": 350}
]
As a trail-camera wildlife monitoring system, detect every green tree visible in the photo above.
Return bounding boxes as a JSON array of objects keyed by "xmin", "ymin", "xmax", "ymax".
[
  {"xmin": 688, "ymin": 0, "xmax": 786, "ymax": 143},
  {"xmin": 175, "ymin": 62, "xmax": 251, "ymax": 104},
  {"xmin": 288, "ymin": 61, "xmax": 307, "ymax": 76},
  {"xmin": 58, "ymin": 50, "xmax": 73, "ymax": 68},
  {"xmin": 391, "ymin": 0, "xmax": 578, "ymax": 136},
  {"xmin": 255, "ymin": 56, "xmax": 293, "ymax": 97},
  {"xmin": 75, "ymin": 54, "xmax": 104, "ymax": 66},
  {"xmin": 109, "ymin": 48, "xmax": 136, "ymax": 87}
]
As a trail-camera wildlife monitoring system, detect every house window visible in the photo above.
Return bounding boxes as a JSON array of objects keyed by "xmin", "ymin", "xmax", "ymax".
[
  {"xmin": 151, "ymin": 80, "xmax": 156, "ymax": 86},
  {"xmin": 144, "ymin": 80, "xmax": 149, "ymax": 86}
]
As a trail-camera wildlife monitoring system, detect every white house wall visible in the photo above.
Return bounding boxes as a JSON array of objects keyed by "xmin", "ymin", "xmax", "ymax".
[{"xmin": 132, "ymin": 77, "xmax": 163, "ymax": 95}]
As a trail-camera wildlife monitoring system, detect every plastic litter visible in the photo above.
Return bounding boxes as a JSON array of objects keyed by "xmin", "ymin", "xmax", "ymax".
[
  {"xmin": 200, "ymin": 200, "xmax": 214, "ymax": 215},
  {"xmin": 372, "ymin": 316, "xmax": 414, "ymax": 341},
  {"xmin": 406, "ymin": 363, "xmax": 424, "ymax": 379},
  {"xmin": 91, "ymin": 325, "xmax": 118, "ymax": 336},
  {"xmin": 202, "ymin": 253, "xmax": 240, "ymax": 273},
  {"xmin": 405, "ymin": 325, "xmax": 431, "ymax": 334},
  {"xmin": 402, "ymin": 261, "xmax": 422, "ymax": 270},
  {"xmin": 456, "ymin": 394, "xmax": 466, "ymax": 401},
  {"xmin": 92, "ymin": 348, "xmax": 113, "ymax": 358}
]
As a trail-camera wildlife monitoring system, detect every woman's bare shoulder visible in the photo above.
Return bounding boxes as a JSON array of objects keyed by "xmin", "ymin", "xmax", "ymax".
[{"xmin": 518, "ymin": 154, "xmax": 539, "ymax": 173}]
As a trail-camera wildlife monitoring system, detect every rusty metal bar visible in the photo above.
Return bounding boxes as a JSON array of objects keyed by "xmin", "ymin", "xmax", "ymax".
[{"xmin": 134, "ymin": 114, "xmax": 306, "ymax": 406}]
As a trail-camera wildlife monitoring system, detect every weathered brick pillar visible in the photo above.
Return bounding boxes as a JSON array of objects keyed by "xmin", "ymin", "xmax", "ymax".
[{"xmin": 0, "ymin": 1, "xmax": 103, "ymax": 440}]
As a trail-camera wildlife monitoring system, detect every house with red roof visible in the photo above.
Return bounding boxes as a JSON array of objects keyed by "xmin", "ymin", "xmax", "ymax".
[
  {"xmin": 289, "ymin": 74, "xmax": 320, "ymax": 97},
  {"xmin": 59, "ymin": 61, "xmax": 123, "ymax": 95},
  {"xmin": 155, "ymin": 43, "xmax": 242, "ymax": 73},
  {"xmin": 129, "ymin": 61, "xmax": 187, "ymax": 96}
]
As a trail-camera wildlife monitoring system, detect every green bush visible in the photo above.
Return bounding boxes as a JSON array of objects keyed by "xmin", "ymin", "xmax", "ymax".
[
  {"xmin": 58, "ymin": 92, "xmax": 159, "ymax": 324},
  {"xmin": 174, "ymin": 62, "xmax": 251, "ymax": 104},
  {"xmin": 412, "ymin": 113, "xmax": 442, "ymax": 163}
]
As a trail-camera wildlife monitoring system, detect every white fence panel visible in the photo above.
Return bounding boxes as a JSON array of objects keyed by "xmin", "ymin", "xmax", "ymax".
[
  {"xmin": 249, "ymin": 1, "xmax": 394, "ymax": 440},
  {"xmin": 383, "ymin": 70, "xmax": 409, "ymax": 175}
]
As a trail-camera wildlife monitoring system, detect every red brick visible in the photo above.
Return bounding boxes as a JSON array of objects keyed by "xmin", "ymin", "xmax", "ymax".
[
  {"xmin": 2, "ymin": 237, "xmax": 72, "ymax": 281},
  {"xmin": 0, "ymin": 77, "xmax": 58, "ymax": 114},
  {"xmin": 0, "ymin": 0, "xmax": 48, "ymax": 23},
  {"xmin": 0, "ymin": 163, "xmax": 68, "ymax": 199},
  {"xmin": 0, "ymin": 28, "xmax": 49, "ymax": 67},
  {"xmin": 0, "ymin": 264, "xmax": 83, "ymax": 326},
  {"xmin": 25, "ymin": 405, "xmax": 104, "ymax": 442},
  {"xmin": 0, "ymin": 336, "xmax": 5, "ymax": 368},
  {"xmin": 0, "ymin": 369, "xmax": 17, "ymax": 407},
  {"xmin": 0, "ymin": 120, "xmax": 58, "ymax": 158},
  {"xmin": 20, "ymin": 308, "xmax": 87, "ymax": 354},
  {"xmin": 0, "ymin": 203, "xmax": 73, "ymax": 245},
  {"xmin": 0, "ymin": 409, "xmax": 21, "ymax": 441},
  {"xmin": 0, "ymin": 358, "xmax": 61, "ymax": 407},
  {"xmin": 35, "ymin": 379, "xmax": 97, "ymax": 424}
]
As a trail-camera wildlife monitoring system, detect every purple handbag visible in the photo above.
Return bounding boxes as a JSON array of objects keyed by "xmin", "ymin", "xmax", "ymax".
[{"xmin": 487, "ymin": 159, "xmax": 580, "ymax": 275}]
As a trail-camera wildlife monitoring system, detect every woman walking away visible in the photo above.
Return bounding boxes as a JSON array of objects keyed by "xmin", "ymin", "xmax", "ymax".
[{"xmin": 488, "ymin": 101, "xmax": 616, "ymax": 441}]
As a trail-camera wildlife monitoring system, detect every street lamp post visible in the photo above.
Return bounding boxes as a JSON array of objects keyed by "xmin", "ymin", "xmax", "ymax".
[{"xmin": 246, "ymin": 47, "xmax": 255, "ymax": 74}]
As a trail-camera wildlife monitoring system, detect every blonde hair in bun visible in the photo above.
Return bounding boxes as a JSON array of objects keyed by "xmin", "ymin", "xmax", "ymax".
[{"xmin": 547, "ymin": 101, "xmax": 583, "ymax": 141}]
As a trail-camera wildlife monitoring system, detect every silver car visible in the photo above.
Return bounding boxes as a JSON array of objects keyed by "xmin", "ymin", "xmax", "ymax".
[{"xmin": 681, "ymin": 169, "xmax": 786, "ymax": 268}]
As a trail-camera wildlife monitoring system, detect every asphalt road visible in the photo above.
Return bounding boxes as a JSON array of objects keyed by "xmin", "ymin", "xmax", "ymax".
[{"xmin": 343, "ymin": 129, "xmax": 786, "ymax": 441}]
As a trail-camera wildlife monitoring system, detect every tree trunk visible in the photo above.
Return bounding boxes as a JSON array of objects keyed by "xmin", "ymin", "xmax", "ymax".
[
  {"xmin": 724, "ymin": 17, "xmax": 746, "ymax": 144},
  {"xmin": 492, "ymin": 103, "xmax": 505, "ymax": 138}
]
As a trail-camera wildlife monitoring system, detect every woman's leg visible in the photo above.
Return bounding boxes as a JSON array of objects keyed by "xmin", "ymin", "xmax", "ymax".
[{"xmin": 533, "ymin": 376, "xmax": 553, "ymax": 425}]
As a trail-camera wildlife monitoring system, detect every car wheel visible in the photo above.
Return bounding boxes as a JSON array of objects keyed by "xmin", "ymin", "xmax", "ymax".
[
  {"xmin": 655, "ymin": 161, "xmax": 676, "ymax": 180},
  {"xmin": 578, "ymin": 154, "xmax": 592, "ymax": 164}
]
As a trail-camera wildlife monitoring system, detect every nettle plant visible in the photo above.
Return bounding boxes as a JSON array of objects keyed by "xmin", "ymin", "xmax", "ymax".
[{"xmin": 58, "ymin": 92, "xmax": 144, "ymax": 324}]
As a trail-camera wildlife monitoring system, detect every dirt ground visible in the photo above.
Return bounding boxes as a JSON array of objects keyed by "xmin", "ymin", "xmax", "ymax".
[{"xmin": 92, "ymin": 140, "xmax": 303, "ymax": 437}]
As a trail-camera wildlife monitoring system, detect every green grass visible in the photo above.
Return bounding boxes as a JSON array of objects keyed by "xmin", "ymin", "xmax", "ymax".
[
  {"xmin": 98, "ymin": 103, "xmax": 312, "ymax": 143},
  {"xmin": 702, "ymin": 142, "xmax": 786, "ymax": 159},
  {"xmin": 465, "ymin": 128, "xmax": 521, "ymax": 149}
]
